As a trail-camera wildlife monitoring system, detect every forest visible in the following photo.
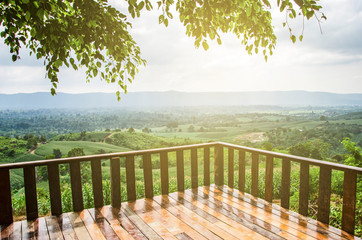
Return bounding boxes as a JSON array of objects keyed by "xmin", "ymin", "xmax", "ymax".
[{"xmin": 0, "ymin": 105, "xmax": 361, "ymax": 236}]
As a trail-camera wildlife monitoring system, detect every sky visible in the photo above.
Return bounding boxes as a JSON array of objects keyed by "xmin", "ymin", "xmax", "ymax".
[{"xmin": 0, "ymin": 0, "xmax": 362, "ymax": 94}]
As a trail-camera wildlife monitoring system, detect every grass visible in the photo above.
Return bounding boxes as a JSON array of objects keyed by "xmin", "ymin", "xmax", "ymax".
[{"xmin": 35, "ymin": 141, "xmax": 131, "ymax": 157}]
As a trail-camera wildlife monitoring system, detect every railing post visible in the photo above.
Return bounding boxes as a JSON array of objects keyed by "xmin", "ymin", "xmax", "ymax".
[
  {"xmin": 91, "ymin": 159, "xmax": 104, "ymax": 208},
  {"xmin": 0, "ymin": 169, "xmax": 13, "ymax": 225},
  {"xmin": 24, "ymin": 166, "xmax": 38, "ymax": 219},
  {"xmin": 251, "ymin": 153, "xmax": 259, "ymax": 197},
  {"xmin": 228, "ymin": 148, "xmax": 234, "ymax": 188},
  {"xmin": 143, "ymin": 153, "xmax": 154, "ymax": 198},
  {"xmin": 110, "ymin": 157, "xmax": 121, "ymax": 208},
  {"xmin": 126, "ymin": 155, "xmax": 136, "ymax": 201},
  {"xmin": 317, "ymin": 166, "xmax": 332, "ymax": 224},
  {"xmin": 48, "ymin": 163, "xmax": 62, "ymax": 215},
  {"xmin": 281, "ymin": 158, "xmax": 291, "ymax": 209},
  {"xmin": 70, "ymin": 161, "xmax": 84, "ymax": 212},
  {"xmin": 176, "ymin": 150, "xmax": 184, "ymax": 191},
  {"xmin": 204, "ymin": 147, "xmax": 210, "ymax": 186},
  {"xmin": 160, "ymin": 152, "xmax": 169, "ymax": 195},
  {"xmin": 342, "ymin": 169, "xmax": 357, "ymax": 235},
  {"xmin": 238, "ymin": 150, "xmax": 245, "ymax": 192},
  {"xmin": 299, "ymin": 162, "xmax": 309, "ymax": 216},
  {"xmin": 214, "ymin": 144, "xmax": 224, "ymax": 186},
  {"xmin": 264, "ymin": 155, "xmax": 273, "ymax": 202},
  {"xmin": 191, "ymin": 148, "xmax": 198, "ymax": 189}
]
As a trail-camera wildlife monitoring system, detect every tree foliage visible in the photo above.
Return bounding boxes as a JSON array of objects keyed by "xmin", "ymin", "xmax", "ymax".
[{"xmin": 1, "ymin": 0, "xmax": 324, "ymax": 98}]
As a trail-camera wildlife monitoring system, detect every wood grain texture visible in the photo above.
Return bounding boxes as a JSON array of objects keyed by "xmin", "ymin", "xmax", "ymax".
[
  {"xmin": 142, "ymin": 153, "xmax": 153, "ymax": 199},
  {"xmin": 70, "ymin": 161, "xmax": 84, "ymax": 212},
  {"xmin": 24, "ymin": 166, "xmax": 38, "ymax": 220},
  {"xmin": 48, "ymin": 163, "xmax": 62, "ymax": 216},
  {"xmin": 203, "ymin": 147, "xmax": 210, "ymax": 186},
  {"xmin": 68, "ymin": 212, "xmax": 92, "ymax": 240}
]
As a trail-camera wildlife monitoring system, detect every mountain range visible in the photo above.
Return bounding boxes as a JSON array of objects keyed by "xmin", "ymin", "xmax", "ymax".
[{"xmin": 0, "ymin": 91, "xmax": 361, "ymax": 109}]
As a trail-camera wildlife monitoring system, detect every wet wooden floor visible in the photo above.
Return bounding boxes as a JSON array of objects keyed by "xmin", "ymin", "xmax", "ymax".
[{"xmin": 1, "ymin": 185, "xmax": 360, "ymax": 240}]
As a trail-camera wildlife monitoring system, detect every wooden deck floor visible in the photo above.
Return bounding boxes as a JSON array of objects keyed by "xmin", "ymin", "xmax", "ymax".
[{"xmin": 1, "ymin": 185, "xmax": 360, "ymax": 240}]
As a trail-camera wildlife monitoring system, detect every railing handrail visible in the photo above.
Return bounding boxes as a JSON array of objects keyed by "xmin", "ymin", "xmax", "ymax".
[
  {"xmin": 0, "ymin": 142, "xmax": 218, "ymax": 170},
  {"xmin": 1, "ymin": 141, "xmax": 361, "ymax": 174},
  {"xmin": 218, "ymin": 142, "xmax": 362, "ymax": 174}
]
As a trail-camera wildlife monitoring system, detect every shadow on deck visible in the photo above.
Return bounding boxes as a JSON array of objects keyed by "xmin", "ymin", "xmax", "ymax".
[{"xmin": 1, "ymin": 185, "xmax": 359, "ymax": 240}]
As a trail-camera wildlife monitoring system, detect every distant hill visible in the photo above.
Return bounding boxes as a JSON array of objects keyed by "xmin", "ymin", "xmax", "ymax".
[{"xmin": 0, "ymin": 91, "xmax": 361, "ymax": 109}]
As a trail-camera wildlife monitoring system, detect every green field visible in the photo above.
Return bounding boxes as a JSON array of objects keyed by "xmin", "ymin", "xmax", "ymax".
[{"xmin": 35, "ymin": 141, "xmax": 131, "ymax": 157}]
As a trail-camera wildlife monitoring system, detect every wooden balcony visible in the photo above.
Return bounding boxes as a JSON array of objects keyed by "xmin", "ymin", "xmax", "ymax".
[{"xmin": 0, "ymin": 142, "xmax": 361, "ymax": 239}]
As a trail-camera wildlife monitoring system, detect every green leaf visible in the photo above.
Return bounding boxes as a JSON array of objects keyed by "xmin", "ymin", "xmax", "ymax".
[
  {"xmin": 30, "ymin": 28, "xmax": 36, "ymax": 37},
  {"xmin": 25, "ymin": 12, "xmax": 31, "ymax": 21},
  {"xmin": 290, "ymin": 35, "xmax": 296, "ymax": 43},
  {"xmin": 246, "ymin": 7, "xmax": 252, "ymax": 17},
  {"xmin": 138, "ymin": 1, "xmax": 145, "ymax": 11},
  {"xmin": 299, "ymin": 35, "xmax": 303, "ymax": 42},
  {"xmin": 217, "ymin": 38, "xmax": 222, "ymax": 45},
  {"xmin": 202, "ymin": 41, "xmax": 209, "ymax": 51}
]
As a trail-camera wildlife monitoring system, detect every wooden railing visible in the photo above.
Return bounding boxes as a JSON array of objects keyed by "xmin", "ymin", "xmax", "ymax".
[{"xmin": 0, "ymin": 142, "xmax": 361, "ymax": 235}]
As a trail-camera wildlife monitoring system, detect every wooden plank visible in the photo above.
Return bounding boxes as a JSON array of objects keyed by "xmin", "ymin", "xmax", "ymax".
[
  {"xmin": 219, "ymin": 184, "xmax": 353, "ymax": 240},
  {"xmin": 57, "ymin": 213, "xmax": 79, "ymax": 240},
  {"xmin": 281, "ymin": 158, "xmax": 291, "ymax": 209},
  {"xmin": 143, "ymin": 153, "xmax": 153, "ymax": 199},
  {"xmin": 0, "ymin": 169, "xmax": 13, "ymax": 225},
  {"xmin": 238, "ymin": 150, "xmax": 246, "ymax": 192},
  {"xmin": 80, "ymin": 209, "xmax": 106, "ymax": 240},
  {"xmin": 156, "ymin": 195, "xmax": 239, "ymax": 240},
  {"xmin": 196, "ymin": 187, "xmax": 304, "ymax": 240},
  {"xmin": 100, "ymin": 206, "xmax": 135, "ymax": 240},
  {"xmin": 214, "ymin": 145, "xmax": 224, "ymax": 186},
  {"xmin": 68, "ymin": 212, "xmax": 92, "ymax": 240},
  {"xmin": 48, "ymin": 163, "xmax": 62, "ymax": 216},
  {"xmin": 122, "ymin": 203, "xmax": 162, "ymax": 240},
  {"xmin": 70, "ymin": 161, "xmax": 84, "ymax": 212},
  {"xmin": 342, "ymin": 170, "xmax": 357, "ymax": 235},
  {"xmin": 21, "ymin": 219, "xmax": 34, "ymax": 240},
  {"xmin": 45, "ymin": 216, "xmax": 64, "ymax": 239},
  {"xmin": 317, "ymin": 166, "xmax": 332, "ymax": 224},
  {"xmin": 110, "ymin": 157, "xmax": 121, "ymax": 208},
  {"xmin": 191, "ymin": 148, "xmax": 198, "ymax": 189},
  {"xmin": 37, "ymin": 217, "xmax": 50, "ymax": 240},
  {"xmin": 24, "ymin": 166, "xmax": 38, "ymax": 219},
  {"xmin": 219, "ymin": 184, "xmax": 354, "ymax": 240},
  {"xmin": 169, "ymin": 192, "xmax": 267, "ymax": 240},
  {"xmin": 299, "ymin": 162, "xmax": 309, "ymax": 216},
  {"xmin": 203, "ymin": 147, "xmax": 210, "ymax": 186},
  {"xmin": 109, "ymin": 206, "xmax": 148, "ymax": 239},
  {"xmin": 251, "ymin": 152, "xmax": 259, "ymax": 197},
  {"xmin": 228, "ymin": 148, "xmax": 234, "ymax": 188},
  {"xmin": 160, "ymin": 152, "xmax": 169, "ymax": 195},
  {"xmin": 126, "ymin": 155, "xmax": 136, "ymax": 201},
  {"xmin": 209, "ymin": 186, "xmax": 322, "ymax": 240},
  {"xmin": 142, "ymin": 198, "xmax": 211, "ymax": 240},
  {"xmin": 91, "ymin": 159, "xmax": 104, "ymax": 208},
  {"xmin": 264, "ymin": 155, "xmax": 273, "ymax": 202},
  {"xmin": 88, "ymin": 208, "xmax": 119, "ymax": 239},
  {"xmin": 176, "ymin": 150, "xmax": 185, "ymax": 191},
  {"xmin": 2, "ymin": 221, "xmax": 22, "ymax": 240}
]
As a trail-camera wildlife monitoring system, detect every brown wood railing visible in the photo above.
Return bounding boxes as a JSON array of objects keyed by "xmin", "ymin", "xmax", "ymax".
[{"xmin": 0, "ymin": 142, "xmax": 361, "ymax": 235}]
